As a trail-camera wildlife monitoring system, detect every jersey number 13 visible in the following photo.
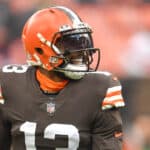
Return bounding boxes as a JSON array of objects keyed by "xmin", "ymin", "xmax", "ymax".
[{"xmin": 20, "ymin": 122, "xmax": 80, "ymax": 150}]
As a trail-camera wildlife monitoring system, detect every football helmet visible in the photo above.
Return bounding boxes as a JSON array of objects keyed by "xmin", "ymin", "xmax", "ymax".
[{"xmin": 22, "ymin": 6, "xmax": 100, "ymax": 79}]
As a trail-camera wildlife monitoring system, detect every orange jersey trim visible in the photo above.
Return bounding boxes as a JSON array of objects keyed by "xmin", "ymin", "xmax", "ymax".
[
  {"xmin": 102, "ymin": 99, "xmax": 124, "ymax": 106},
  {"xmin": 102, "ymin": 86, "xmax": 125, "ymax": 110},
  {"xmin": 106, "ymin": 91, "xmax": 121, "ymax": 98}
]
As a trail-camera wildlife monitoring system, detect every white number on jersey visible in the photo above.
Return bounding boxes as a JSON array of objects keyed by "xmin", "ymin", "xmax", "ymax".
[
  {"xmin": 2, "ymin": 65, "xmax": 28, "ymax": 73},
  {"xmin": 20, "ymin": 122, "xmax": 80, "ymax": 150}
]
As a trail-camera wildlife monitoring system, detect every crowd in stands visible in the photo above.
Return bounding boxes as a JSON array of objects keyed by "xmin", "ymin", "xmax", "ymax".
[{"xmin": 0, "ymin": 0, "xmax": 150, "ymax": 149}]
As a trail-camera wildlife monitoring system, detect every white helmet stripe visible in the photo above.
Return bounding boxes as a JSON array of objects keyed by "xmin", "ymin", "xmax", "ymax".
[{"xmin": 52, "ymin": 6, "xmax": 82, "ymax": 25}]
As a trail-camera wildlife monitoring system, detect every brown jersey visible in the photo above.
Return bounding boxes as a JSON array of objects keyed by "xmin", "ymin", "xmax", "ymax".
[{"xmin": 0, "ymin": 65, "xmax": 125, "ymax": 150}]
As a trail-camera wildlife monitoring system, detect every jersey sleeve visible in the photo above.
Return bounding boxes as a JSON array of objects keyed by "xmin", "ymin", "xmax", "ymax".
[
  {"xmin": 92, "ymin": 108, "xmax": 123, "ymax": 150},
  {"xmin": 0, "ymin": 81, "xmax": 11, "ymax": 149},
  {"xmin": 91, "ymin": 74, "xmax": 124, "ymax": 150},
  {"xmin": 0, "ymin": 109, "xmax": 11, "ymax": 150},
  {"xmin": 101, "ymin": 75, "xmax": 125, "ymax": 110},
  {"xmin": 0, "ymin": 68, "xmax": 12, "ymax": 149}
]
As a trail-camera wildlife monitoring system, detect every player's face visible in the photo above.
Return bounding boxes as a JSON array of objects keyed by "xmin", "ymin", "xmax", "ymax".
[
  {"xmin": 55, "ymin": 33, "xmax": 93, "ymax": 66},
  {"xmin": 64, "ymin": 51, "xmax": 89, "ymax": 65}
]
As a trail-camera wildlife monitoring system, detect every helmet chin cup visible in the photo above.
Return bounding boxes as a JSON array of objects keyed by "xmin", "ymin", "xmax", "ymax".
[
  {"xmin": 62, "ymin": 71, "xmax": 86, "ymax": 80},
  {"xmin": 54, "ymin": 63, "xmax": 88, "ymax": 80}
]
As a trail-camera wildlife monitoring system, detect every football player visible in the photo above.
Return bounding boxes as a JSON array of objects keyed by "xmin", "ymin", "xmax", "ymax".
[{"xmin": 0, "ymin": 6, "xmax": 125, "ymax": 150}]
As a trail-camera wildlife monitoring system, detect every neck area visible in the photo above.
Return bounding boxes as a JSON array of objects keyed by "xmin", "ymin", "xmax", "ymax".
[{"xmin": 36, "ymin": 67, "xmax": 69, "ymax": 93}]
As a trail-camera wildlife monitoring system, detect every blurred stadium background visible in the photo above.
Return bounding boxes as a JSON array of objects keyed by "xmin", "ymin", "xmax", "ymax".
[{"xmin": 0, "ymin": 0, "xmax": 150, "ymax": 149}]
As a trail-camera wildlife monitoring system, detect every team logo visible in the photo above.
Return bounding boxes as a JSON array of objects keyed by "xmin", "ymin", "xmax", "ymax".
[{"xmin": 46, "ymin": 102, "xmax": 56, "ymax": 116}]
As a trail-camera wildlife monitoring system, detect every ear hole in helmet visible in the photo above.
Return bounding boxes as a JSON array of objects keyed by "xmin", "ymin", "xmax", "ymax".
[{"xmin": 35, "ymin": 47, "xmax": 43, "ymax": 54}]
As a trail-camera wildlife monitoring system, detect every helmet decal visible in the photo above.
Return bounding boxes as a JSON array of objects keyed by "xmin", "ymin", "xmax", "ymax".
[{"xmin": 37, "ymin": 33, "xmax": 61, "ymax": 55}]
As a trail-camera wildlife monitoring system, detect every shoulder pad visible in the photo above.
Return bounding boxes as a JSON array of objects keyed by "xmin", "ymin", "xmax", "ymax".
[
  {"xmin": 0, "ymin": 64, "xmax": 29, "ymax": 105},
  {"xmin": 87, "ymin": 71, "xmax": 112, "ymax": 77},
  {"xmin": 86, "ymin": 71, "xmax": 125, "ymax": 110}
]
